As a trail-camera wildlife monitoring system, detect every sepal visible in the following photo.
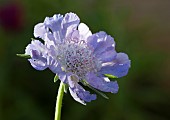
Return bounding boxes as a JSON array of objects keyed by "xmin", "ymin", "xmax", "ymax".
[
  {"xmin": 16, "ymin": 54, "xmax": 31, "ymax": 59},
  {"xmin": 104, "ymin": 74, "xmax": 118, "ymax": 79},
  {"xmin": 64, "ymin": 84, "xmax": 69, "ymax": 93},
  {"xmin": 54, "ymin": 75, "xmax": 59, "ymax": 83}
]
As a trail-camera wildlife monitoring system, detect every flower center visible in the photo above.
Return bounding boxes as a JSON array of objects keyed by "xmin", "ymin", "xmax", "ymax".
[{"xmin": 57, "ymin": 40, "xmax": 101, "ymax": 79}]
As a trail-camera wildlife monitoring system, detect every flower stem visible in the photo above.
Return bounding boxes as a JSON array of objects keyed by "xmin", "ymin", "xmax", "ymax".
[{"xmin": 54, "ymin": 81, "xmax": 65, "ymax": 120}]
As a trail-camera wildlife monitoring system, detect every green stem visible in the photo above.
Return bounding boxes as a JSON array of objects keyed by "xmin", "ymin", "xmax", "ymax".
[{"xmin": 54, "ymin": 81, "xmax": 65, "ymax": 120}]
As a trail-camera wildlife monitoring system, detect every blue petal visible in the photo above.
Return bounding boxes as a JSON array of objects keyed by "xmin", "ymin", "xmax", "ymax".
[
  {"xmin": 67, "ymin": 74, "xmax": 79, "ymax": 88},
  {"xmin": 61, "ymin": 12, "xmax": 80, "ymax": 37},
  {"xmin": 44, "ymin": 33, "xmax": 57, "ymax": 47},
  {"xmin": 25, "ymin": 40, "xmax": 45, "ymax": 55},
  {"xmin": 69, "ymin": 84, "xmax": 96, "ymax": 105},
  {"xmin": 44, "ymin": 14, "xmax": 63, "ymax": 32},
  {"xmin": 57, "ymin": 71, "xmax": 78, "ymax": 84},
  {"xmin": 58, "ymin": 72, "xmax": 67, "ymax": 83},
  {"xmin": 25, "ymin": 40, "xmax": 48, "ymax": 70},
  {"xmin": 68, "ymin": 30, "xmax": 80, "ymax": 42},
  {"xmin": 86, "ymin": 72, "xmax": 119, "ymax": 93},
  {"xmin": 35, "ymin": 13, "xmax": 80, "ymax": 44},
  {"xmin": 47, "ymin": 56, "xmax": 62, "ymax": 74},
  {"xmin": 28, "ymin": 57, "xmax": 47, "ymax": 70},
  {"xmin": 97, "ymin": 47, "xmax": 117, "ymax": 63},
  {"xmin": 44, "ymin": 14, "xmax": 64, "ymax": 43},
  {"xmin": 87, "ymin": 31, "xmax": 115, "ymax": 55},
  {"xmin": 99, "ymin": 53, "xmax": 131, "ymax": 78},
  {"xmin": 87, "ymin": 34, "xmax": 98, "ymax": 50}
]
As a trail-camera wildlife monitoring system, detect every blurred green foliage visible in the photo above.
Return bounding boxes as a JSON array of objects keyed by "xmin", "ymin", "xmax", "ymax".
[{"xmin": 0, "ymin": 0, "xmax": 170, "ymax": 120}]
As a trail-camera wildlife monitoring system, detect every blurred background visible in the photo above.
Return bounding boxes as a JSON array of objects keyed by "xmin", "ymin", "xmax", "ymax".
[{"xmin": 0, "ymin": 0, "xmax": 170, "ymax": 120}]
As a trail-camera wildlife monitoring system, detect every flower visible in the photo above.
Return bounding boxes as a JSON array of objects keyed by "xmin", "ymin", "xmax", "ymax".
[{"xmin": 25, "ymin": 12, "xmax": 130, "ymax": 105}]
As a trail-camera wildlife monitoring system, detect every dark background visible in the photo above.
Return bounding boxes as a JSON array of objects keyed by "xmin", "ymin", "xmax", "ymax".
[{"xmin": 0, "ymin": 0, "xmax": 170, "ymax": 120}]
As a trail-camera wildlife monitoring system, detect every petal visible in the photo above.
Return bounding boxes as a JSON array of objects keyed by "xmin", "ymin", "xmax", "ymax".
[
  {"xmin": 68, "ymin": 30, "xmax": 80, "ymax": 42},
  {"xmin": 87, "ymin": 31, "xmax": 115, "ymax": 54},
  {"xmin": 87, "ymin": 34, "xmax": 98, "ymax": 50},
  {"xmin": 86, "ymin": 72, "xmax": 119, "ymax": 93},
  {"xmin": 99, "ymin": 53, "xmax": 131, "ymax": 78},
  {"xmin": 78, "ymin": 23, "xmax": 92, "ymax": 40},
  {"xmin": 94, "ymin": 32, "xmax": 115, "ymax": 55},
  {"xmin": 69, "ymin": 84, "xmax": 96, "ymax": 105},
  {"xmin": 58, "ymin": 72, "xmax": 67, "ymax": 83},
  {"xmin": 62, "ymin": 12, "xmax": 80, "ymax": 37},
  {"xmin": 28, "ymin": 57, "xmax": 47, "ymax": 70},
  {"xmin": 44, "ymin": 14, "xmax": 64, "ymax": 43},
  {"xmin": 47, "ymin": 56, "xmax": 62, "ymax": 74},
  {"xmin": 44, "ymin": 14, "xmax": 63, "ymax": 32},
  {"xmin": 34, "ymin": 23, "xmax": 47, "ymax": 39},
  {"xmin": 43, "ymin": 13, "xmax": 80, "ymax": 43},
  {"xmin": 67, "ymin": 74, "xmax": 79, "ymax": 88},
  {"xmin": 115, "ymin": 52, "xmax": 130, "ymax": 64},
  {"xmin": 25, "ymin": 40, "xmax": 45, "ymax": 55},
  {"xmin": 44, "ymin": 33, "xmax": 56, "ymax": 48},
  {"xmin": 25, "ymin": 40, "xmax": 48, "ymax": 70},
  {"xmin": 53, "ymin": 31, "xmax": 63, "ymax": 43},
  {"xmin": 97, "ymin": 47, "xmax": 117, "ymax": 63}
]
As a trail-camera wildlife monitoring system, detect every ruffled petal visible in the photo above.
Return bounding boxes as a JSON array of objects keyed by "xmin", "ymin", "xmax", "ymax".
[
  {"xmin": 94, "ymin": 32, "xmax": 115, "ymax": 55},
  {"xmin": 34, "ymin": 14, "xmax": 63, "ymax": 40},
  {"xmin": 69, "ymin": 84, "xmax": 96, "ymax": 105},
  {"xmin": 87, "ymin": 34, "xmax": 98, "ymax": 50},
  {"xmin": 99, "ymin": 53, "xmax": 131, "ymax": 78},
  {"xmin": 28, "ymin": 57, "xmax": 47, "ymax": 70},
  {"xmin": 62, "ymin": 12, "xmax": 80, "ymax": 38},
  {"xmin": 68, "ymin": 30, "xmax": 80, "ymax": 42},
  {"xmin": 57, "ymin": 72, "xmax": 78, "ymax": 84},
  {"xmin": 78, "ymin": 23, "xmax": 92, "ymax": 40},
  {"xmin": 47, "ymin": 56, "xmax": 62, "ymax": 74},
  {"xmin": 61, "ymin": 73, "xmax": 97, "ymax": 104},
  {"xmin": 44, "ymin": 14, "xmax": 64, "ymax": 43},
  {"xmin": 67, "ymin": 74, "xmax": 79, "ymax": 88},
  {"xmin": 44, "ymin": 14, "xmax": 63, "ymax": 32},
  {"xmin": 87, "ymin": 31, "xmax": 115, "ymax": 55},
  {"xmin": 44, "ymin": 33, "xmax": 56, "ymax": 48},
  {"xmin": 34, "ymin": 23, "xmax": 47, "ymax": 39},
  {"xmin": 86, "ymin": 72, "xmax": 119, "ymax": 93},
  {"xmin": 36, "ymin": 13, "xmax": 80, "ymax": 44},
  {"xmin": 97, "ymin": 47, "xmax": 117, "ymax": 63},
  {"xmin": 58, "ymin": 71, "xmax": 67, "ymax": 83},
  {"xmin": 25, "ymin": 40, "xmax": 48, "ymax": 70}
]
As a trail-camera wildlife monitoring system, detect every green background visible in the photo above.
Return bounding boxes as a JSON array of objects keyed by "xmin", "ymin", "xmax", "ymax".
[{"xmin": 0, "ymin": 0, "xmax": 170, "ymax": 120}]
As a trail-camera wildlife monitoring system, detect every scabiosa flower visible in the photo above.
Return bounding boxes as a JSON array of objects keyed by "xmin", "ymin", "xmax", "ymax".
[{"xmin": 24, "ymin": 12, "xmax": 130, "ymax": 105}]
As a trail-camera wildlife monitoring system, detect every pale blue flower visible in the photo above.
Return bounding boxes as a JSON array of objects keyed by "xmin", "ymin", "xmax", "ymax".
[{"xmin": 25, "ymin": 12, "xmax": 130, "ymax": 105}]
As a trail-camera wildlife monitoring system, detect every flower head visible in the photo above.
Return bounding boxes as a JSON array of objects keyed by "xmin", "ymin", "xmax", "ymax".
[{"xmin": 25, "ymin": 12, "xmax": 130, "ymax": 105}]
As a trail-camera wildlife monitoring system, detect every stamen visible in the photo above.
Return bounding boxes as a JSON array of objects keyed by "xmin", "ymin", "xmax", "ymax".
[{"xmin": 56, "ymin": 39, "xmax": 102, "ymax": 79}]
